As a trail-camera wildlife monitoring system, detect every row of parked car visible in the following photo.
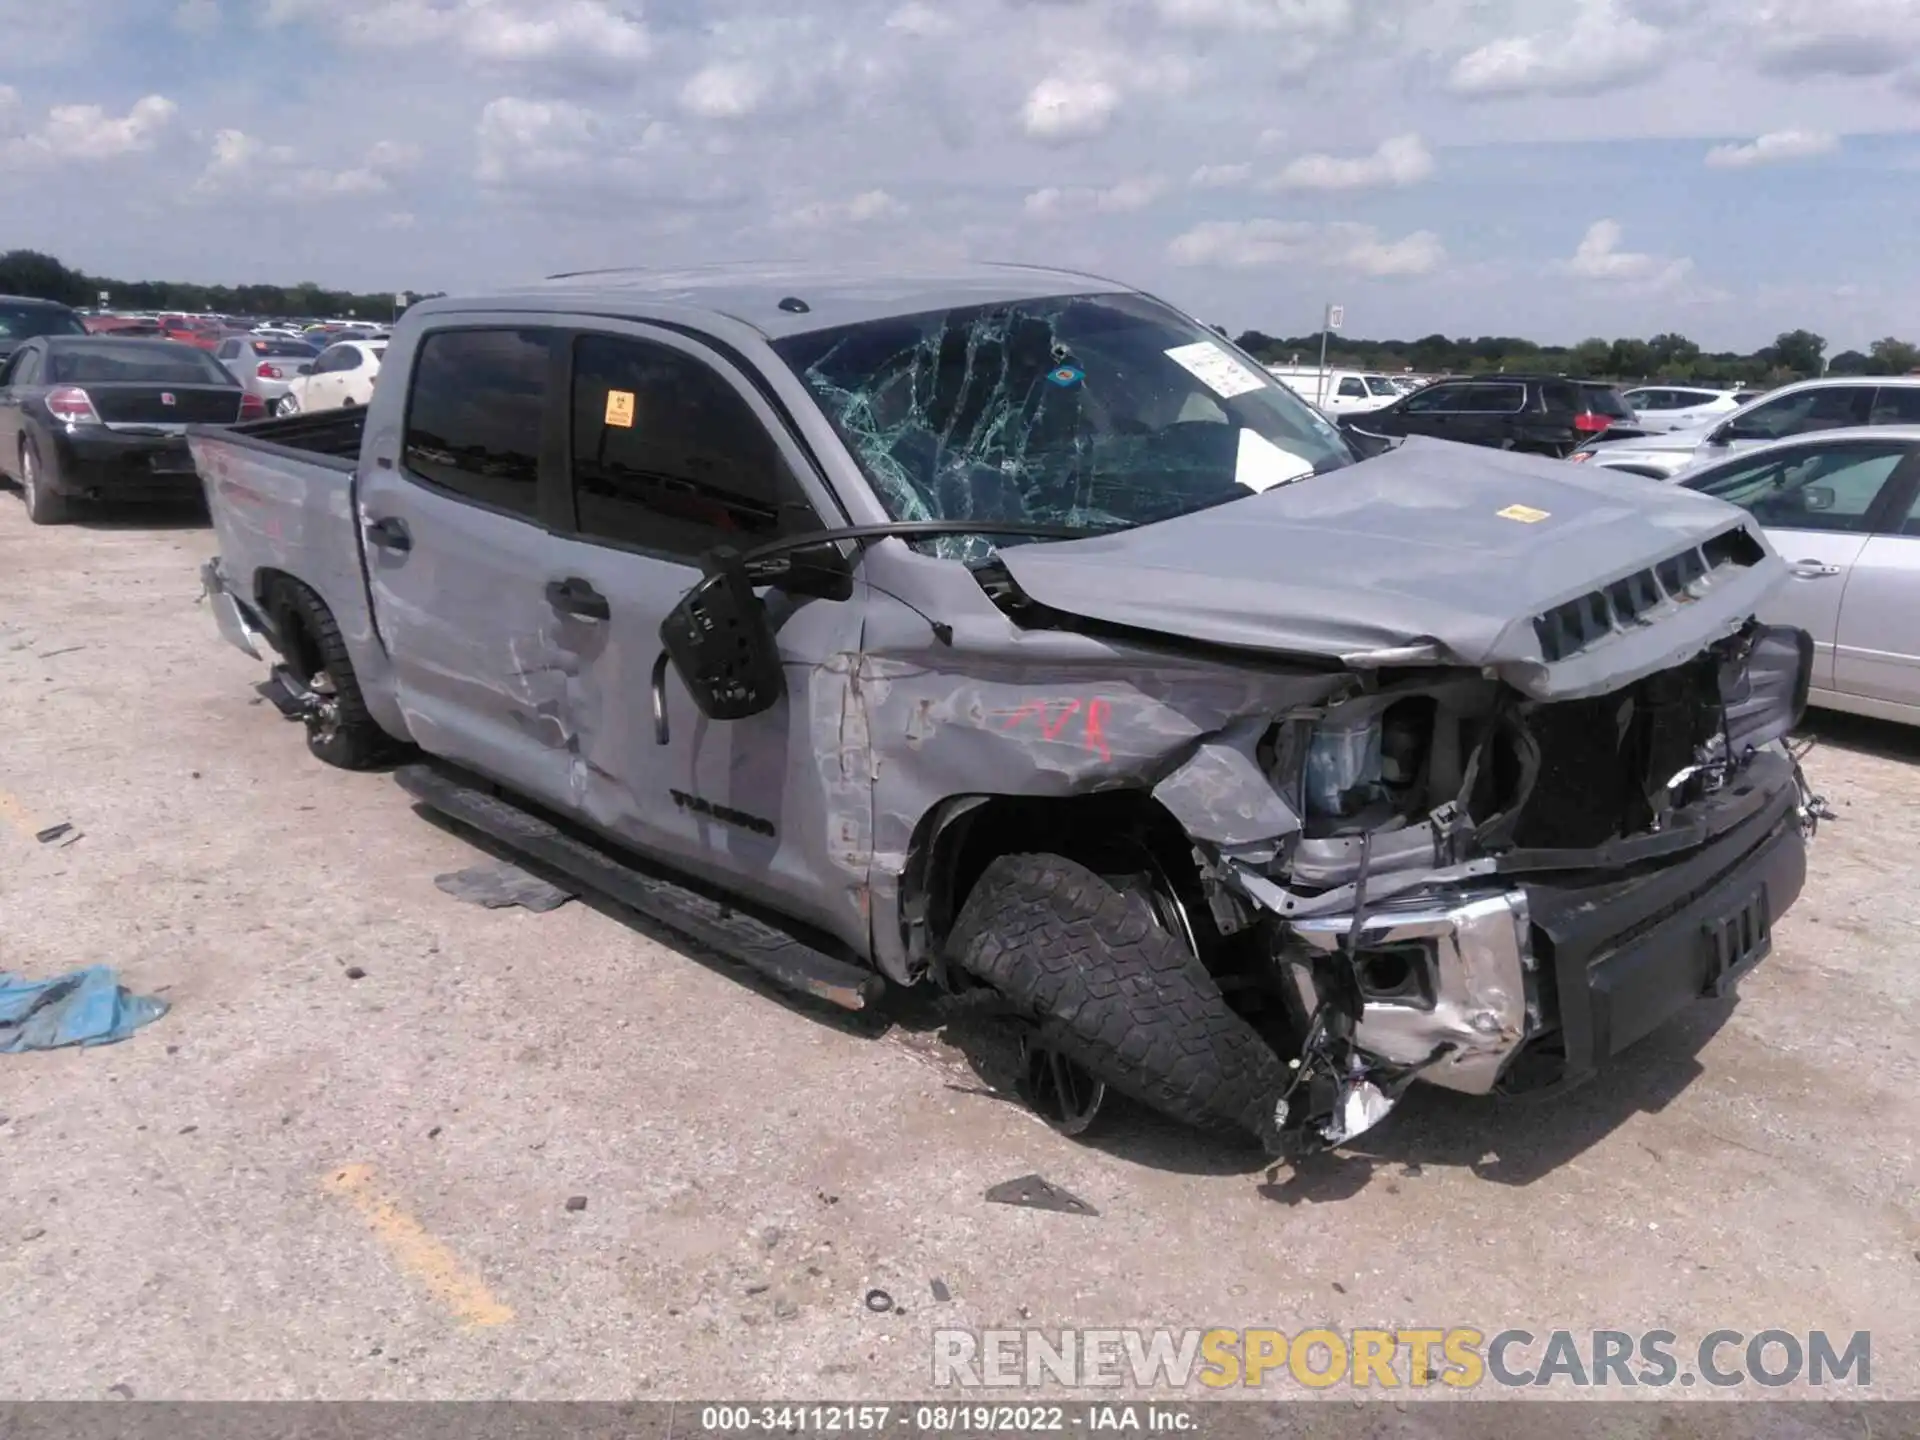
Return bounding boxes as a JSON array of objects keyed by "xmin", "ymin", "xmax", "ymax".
[{"xmin": 0, "ymin": 293, "xmax": 385, "ymax": 522}]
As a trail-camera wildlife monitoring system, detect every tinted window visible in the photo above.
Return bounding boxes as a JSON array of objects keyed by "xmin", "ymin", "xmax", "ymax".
[
  {"xmin": 9, "ymin": 350, "xmax": 42, "ymax": 386},
  {"xmin": 1580, "ymin": 385, "xmax": 1634, "ymax": 418},
  {"xmin": 1460, "ymin": 382, "xmax": 1524, "ymax": 411},
  {"xmin": 403, "ymin": 328, "xmax": 555, "ymax": 520},
  {"xmin": 1336, "ymin": 377, "xmax": 1366, "ymax": 398},
  {"xmin": 1869, "ymin": 385, "xmax": 1920, "ymax": 425},
  {"xmin": 47, "ymin": 342, "xmax": 231, "ymax": 384},
  {"xmin": 1402, "ymin": 383, "xmax": 1464, "ymax": 413},
  {"xmin": 216, "ymin": 340, "xmax": 240, "ymax": 359},
  {"xmin": 1685, "ymin": 441, "xmax": 1910, "ymax": 534},
  {"xmin": 0, "ymin": 304, "xmax": 87, "ymax": 340},
  {"xmin": 1735, "ymin": 385, "xmax": 1873, "ymax": 439},
  {"xmin": 1623, "ymin": 388, "xmax": 1661, "ymax": 409},
  {"xmin": 1901, "ymin": 487, "xmax": 1920, "ymax": 538},
  {"xmin": 571, "ymin": 334, "xmax": 804, "ymax": 556}
]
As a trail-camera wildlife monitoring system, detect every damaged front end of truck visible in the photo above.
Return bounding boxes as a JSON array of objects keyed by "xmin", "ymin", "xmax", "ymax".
[{"xmin": 965, "ymin": 453, "xmax": 1825, "ymax": 1155}]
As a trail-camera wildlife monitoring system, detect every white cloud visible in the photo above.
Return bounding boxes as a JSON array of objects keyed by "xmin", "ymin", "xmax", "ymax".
[
  {"xmin": 885, "ymin": 1, "xmax": 955, "ymax": 36},
  {"xmin": 1020, "ymin": 70, "xmax": 1122, "ymax": 143},
  {"xmin": 194, "ymin": 130, "xmax": 423, "ymax": 200},
  {"xmin": 777, "ymin": 189, "xmax": 908, "ymax": 228},
  {"xmin": 173, "ymin": 0, "xmax": 219, "ymax": 32},
  {"xmin": 0, "ymin": 94, "xmax": 176, "ymax": 166},
  {"xmin": 679, "ymin": 64, "xmax": 770, "ymax": 120},
  {"xmin": 1151, "ymin": 0, "xmax": 1354, "ymax": 35},
  {"xmin": 1023, "ymin": 176, "xmax": 1167, "ymax": 216},
  {"xmin": 474, "ymin": 95, "xmax": 683, "ymax": 199},
  {"xmin": 264, "ymin": 0, "xmax": 651, "ymax": 71},
  {"xmin": 1168, "ymin": 219, "xmax": 1445, "ymax": 276},
  {"xmin": 1559, "ymin": 219, "xmax": 1693, "ymax": 286},
  {"xmin": 1449, "ymin": 0, "xmax": 1663, "ymax": 97},
  {"xmin": 1743, "ymin": 0, "xmax": 1920, "ymax": 76},
  {"xmin": 1190, "ymin": 162, "xmax": 1253, "ymax": 187},
  {"xmin": 1268, "ymin": 132, "xmax": 1433, "ymax": 190},
  {"xmin": 1704, "ymin": 128, "xmax": 1838, "ymax": 167}
]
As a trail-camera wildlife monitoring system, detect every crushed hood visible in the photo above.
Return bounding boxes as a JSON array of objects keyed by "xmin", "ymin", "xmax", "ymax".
[{"xmin": 997, "ymin": 437, "xmax": 1788, "ymax": 700}]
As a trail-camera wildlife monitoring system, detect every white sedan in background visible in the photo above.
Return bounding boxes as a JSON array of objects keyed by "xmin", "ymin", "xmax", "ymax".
[
  {"xmin": 1678, "ymin": 424, "xmax": 1920, "ymax": 724},
  {"xmin": 1620, "ymin": 385, "xmax": 1740, "ymax": 433},
  {"xmin": 274, "ymin": 340, "xmax": 384, "ymax": 416}
]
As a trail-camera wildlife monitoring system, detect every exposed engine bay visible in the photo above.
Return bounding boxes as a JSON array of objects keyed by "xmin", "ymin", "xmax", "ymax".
[{"xmin": 1190, "ymin": 622, "xmax": 1822, "ymax": 1156}]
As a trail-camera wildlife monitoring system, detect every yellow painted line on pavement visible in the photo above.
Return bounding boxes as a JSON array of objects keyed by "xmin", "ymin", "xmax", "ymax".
[
  {"xmin": 322, "ymin": 1163, "xmax": 513, "ymax": 1328},
  {"xmin": 0, "ymin": 789, "xmax": 37, "ymax": 839}
]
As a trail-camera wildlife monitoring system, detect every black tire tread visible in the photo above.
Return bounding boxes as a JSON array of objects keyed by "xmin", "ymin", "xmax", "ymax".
[
  {"xmin": 279, "ymin": 580, "xmax": 390, "ymax": 769},
  {"xmin": 948, "ymin": 853, "xmax": 1285, "ymax": 1142},
  {"xmin": 21, "ymin": 438, "xmax": 71, "ymax": 525}
]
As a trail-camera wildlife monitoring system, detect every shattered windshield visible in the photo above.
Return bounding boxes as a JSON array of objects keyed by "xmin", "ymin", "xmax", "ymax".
[{"xmin": 771, "ymin": 291, "xmax": 1354, "ymax": 560}]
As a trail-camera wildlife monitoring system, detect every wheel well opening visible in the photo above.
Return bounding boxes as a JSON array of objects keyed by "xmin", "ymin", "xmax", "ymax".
[
  {"xmin": 916, "ymin": 790, "xmax": 1210, "ymax": 966},
  {"xmin": 256, "ymin": 570, "xmax": 323, "ymax": 680}
]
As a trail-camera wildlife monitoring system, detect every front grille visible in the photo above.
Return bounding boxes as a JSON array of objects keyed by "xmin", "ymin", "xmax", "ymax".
[
  {"xmin": 1533, "ymin": 527, "xmax": 1763, "ymax": 664},
  {"xmin": 1504, "ymin": 659, "xmax": 1723, "ymax": 850}
]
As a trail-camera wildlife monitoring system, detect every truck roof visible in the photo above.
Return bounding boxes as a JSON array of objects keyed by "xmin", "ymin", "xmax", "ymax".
[{"xmin": 476, "ymin": 260, "xmax": 1134, "ymax": 339}]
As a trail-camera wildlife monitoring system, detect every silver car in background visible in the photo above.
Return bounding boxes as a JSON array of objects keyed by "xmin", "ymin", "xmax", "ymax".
[
  {"xmin": 213, "ymin": 334, "xmax": 321, "ymax": 407},
  {"xmin": 1679, "ymin": 424, "xmax": 1920, "ymax": 724},
  {"xmin": 1574, "ymin": 375, "xmax": 1920, "ymax": 479}
]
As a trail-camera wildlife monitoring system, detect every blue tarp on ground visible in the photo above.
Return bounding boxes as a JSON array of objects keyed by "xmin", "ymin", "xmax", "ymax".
[{"xmin": 0, "ymin": 966, "xmax": 169, "ymax": 1052}]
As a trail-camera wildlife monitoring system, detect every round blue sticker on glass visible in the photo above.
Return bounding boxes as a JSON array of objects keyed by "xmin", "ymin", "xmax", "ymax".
[{"xmin": 1047, "ymin": 365, "xmax": 1084, "ymax": 387}]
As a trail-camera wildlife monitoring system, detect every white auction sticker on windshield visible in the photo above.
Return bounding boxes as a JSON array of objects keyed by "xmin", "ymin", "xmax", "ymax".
[{"xmin": 1164, "ymin": 341, "xmax": 1267, "ymax": 399}]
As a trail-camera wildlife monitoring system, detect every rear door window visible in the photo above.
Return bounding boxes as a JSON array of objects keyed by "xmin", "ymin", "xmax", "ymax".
[
  {"xmin": 1869, "ymin": 386, "xmax": 1920, "ymax": 425},
  {"xmin": 1402, "ymin": 383, "xmax": 1465, "ymax": 413},
  {"xmin": 1460, "ymin": 382, "xmax": 1525, "ymax": 412},
  {"xmin": 568, "ymin": 332, "xmax": 809, "ymax": 558},
  {"xmin": 402, "ymin": 327, "xmax": 558, "ymax": 522}
]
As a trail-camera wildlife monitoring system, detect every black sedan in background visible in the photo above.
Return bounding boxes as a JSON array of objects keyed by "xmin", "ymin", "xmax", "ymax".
[{"xmin": 0, "ymin": 336, "xmax": 261, "ymax": 524}]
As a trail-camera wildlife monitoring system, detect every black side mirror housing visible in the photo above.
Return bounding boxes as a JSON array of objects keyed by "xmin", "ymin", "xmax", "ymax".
[{"xmin": 658, "ymin": 547, "xmax": 785, "ymax": 721}]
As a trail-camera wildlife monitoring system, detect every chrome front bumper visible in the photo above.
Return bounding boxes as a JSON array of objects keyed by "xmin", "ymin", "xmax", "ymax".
[{"xmin": 1285, "ymin": 889, "xmax": 1535, "ymax": 1096}]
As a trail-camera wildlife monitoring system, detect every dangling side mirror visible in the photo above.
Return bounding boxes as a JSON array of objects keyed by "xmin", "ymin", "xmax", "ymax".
[{"xmin": 657, "ymin": 546, "xmax": 785, "ymax": 722}]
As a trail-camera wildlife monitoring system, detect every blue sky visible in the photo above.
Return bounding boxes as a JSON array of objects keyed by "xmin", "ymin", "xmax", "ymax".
[{"xmin": 4, "ymin": 0, "xmax": 1920, "ymax": 351}]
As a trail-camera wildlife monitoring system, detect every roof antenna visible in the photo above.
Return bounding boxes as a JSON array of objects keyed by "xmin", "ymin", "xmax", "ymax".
[{"xmin": 778, "ymin": 296, "xmax": 811, "ymax": 314}]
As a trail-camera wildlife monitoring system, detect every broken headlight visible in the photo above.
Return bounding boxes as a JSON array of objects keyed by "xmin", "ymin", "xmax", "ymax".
[{"xmin": 1303, "ymin": 713, "xmax": 1383, "ymax": 819}]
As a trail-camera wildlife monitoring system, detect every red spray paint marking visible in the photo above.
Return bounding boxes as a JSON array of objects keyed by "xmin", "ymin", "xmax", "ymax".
[{"xmin": 1001, "ymin": 697, "xmax": 1113, "ymax": 761}]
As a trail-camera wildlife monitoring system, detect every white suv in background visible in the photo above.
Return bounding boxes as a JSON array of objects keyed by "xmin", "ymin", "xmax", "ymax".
[
  {"xmin": 1574, "ymin": 376, "xmax": 1920, "ymax": 479},
  {"xmin": 1620, "ymin": 385, "xmax": 1740, "ymax": 433}
]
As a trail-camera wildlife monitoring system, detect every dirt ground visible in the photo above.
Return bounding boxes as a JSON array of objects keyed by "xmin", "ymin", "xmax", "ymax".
[{"xmin": 1, "ymin": 493, "xmax": 1916, "ymax": 1409}]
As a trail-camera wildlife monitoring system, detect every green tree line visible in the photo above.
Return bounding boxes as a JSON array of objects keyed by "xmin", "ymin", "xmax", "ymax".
[
  {"xmin": 0, "ymin": 248, "xmax": 442, "ymax": 320},
  {"xmin": 1231, "ymin": 326, "xmax": 1920, "ymax": 387}
]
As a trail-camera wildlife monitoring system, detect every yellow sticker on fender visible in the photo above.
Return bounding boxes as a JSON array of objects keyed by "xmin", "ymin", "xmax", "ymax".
[
  {"xmin": 1497, "ymin": 503, "xmax": 1550, "ymax": 523},
  {"xmin": 604, "ymin": 390, "xmax": 636, "ymax": 428}
]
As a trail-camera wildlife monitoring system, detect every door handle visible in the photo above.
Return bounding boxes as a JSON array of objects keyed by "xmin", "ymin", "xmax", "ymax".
[
  {"xmin": 545, "ymin": 576, "xmax": 610, "ymax": 620},
  {"xmin": 1788, "ymin": 560, "xmax": 1842, "ymax": 578},
  {"xmin": 364, "ymin": 515, "xmax": 411, "ymax": 553}
]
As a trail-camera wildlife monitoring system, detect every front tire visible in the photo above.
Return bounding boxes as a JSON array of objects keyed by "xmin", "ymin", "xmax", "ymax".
[
  {"xmin": 947, "ymin": 853, "xmax": 1286, "ymax": 1145},
  {"xmin": 18, "ymin": 438, "xmax": 72, "ymax": 525}
]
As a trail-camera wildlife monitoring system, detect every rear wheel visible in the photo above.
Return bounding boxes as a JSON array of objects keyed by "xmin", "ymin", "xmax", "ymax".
[
  {"xmin": 18, "ymin": 438, "xmax": 71, "ymax": 525},
  {"xmin": 272, "ymin": 580, "xmax": 391, "ymax": 769},
  {"xmin": 274, "ymin": 394, "xmax": 300, "ymax": 417},
  {"xmin": 947, "ymin": 853, "xmax": 1286, "ymax": 1146}
]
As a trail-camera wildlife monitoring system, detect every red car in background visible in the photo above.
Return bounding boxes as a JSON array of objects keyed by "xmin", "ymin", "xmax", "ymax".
[{"xmin": 156, "ymin": 314, "xmax": 224, "ymax": 350}]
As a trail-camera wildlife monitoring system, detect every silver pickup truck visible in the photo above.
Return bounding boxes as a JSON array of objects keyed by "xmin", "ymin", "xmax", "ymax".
[{"xmin": 189, "ymin": 262, "xmax": 1821, "ymax": 1155}]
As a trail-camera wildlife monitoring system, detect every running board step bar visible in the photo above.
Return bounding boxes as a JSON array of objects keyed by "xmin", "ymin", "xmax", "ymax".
[{"xmin": 394, "ymin": 763, "xmax": 884, "ymax": 1013}]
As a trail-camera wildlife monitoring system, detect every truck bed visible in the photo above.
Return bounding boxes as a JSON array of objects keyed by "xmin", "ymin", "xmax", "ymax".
[
  {"xmin": 187, "ymin": 404, "xmax": 405, "ymax": 740},
  {"xmin": 193, "ymin": 406, "xmax": 367, "ymax": 468}
]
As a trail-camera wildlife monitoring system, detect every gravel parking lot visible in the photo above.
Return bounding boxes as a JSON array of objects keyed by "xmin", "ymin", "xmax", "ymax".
[{"xmin": 1, "ymin": 495, "xmax": 1917, "ymax": 1404}]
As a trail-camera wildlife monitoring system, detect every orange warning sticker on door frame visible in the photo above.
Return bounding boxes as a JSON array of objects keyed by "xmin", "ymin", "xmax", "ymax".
[{"xmin": 605, "ymin": 390, "xmax": 636, "ymax": 428}]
